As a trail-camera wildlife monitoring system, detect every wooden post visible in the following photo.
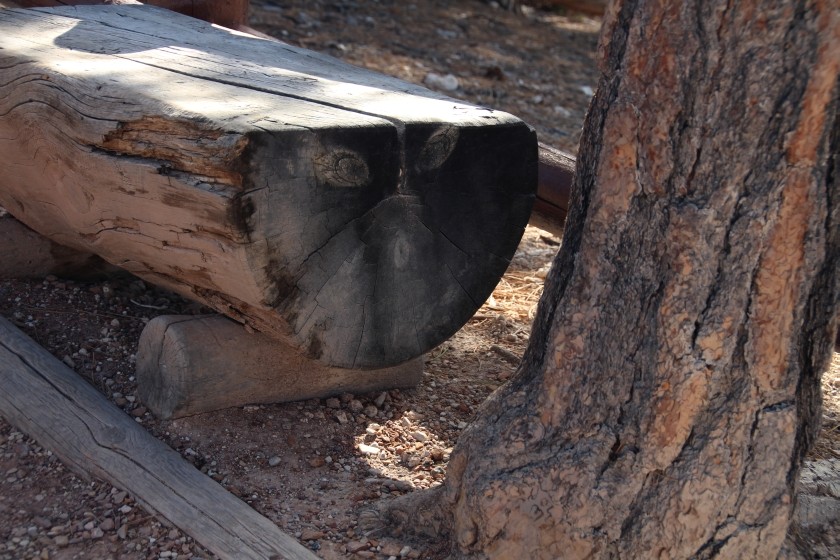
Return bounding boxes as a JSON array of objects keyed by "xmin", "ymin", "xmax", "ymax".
[
  {"xmin": 136, "ymin": 314, "xmax": 423, "ymax": 419},
  {"xmin": 0, "ymin": 316, "xmax": 318, "ymax": 560},
  {"xmin": 0, "ymin": 5, "xmax": 537, "ymax": 369},
  {"xmin": 533, "ymin": 143, "xmax": 574, "ymax": 236}
]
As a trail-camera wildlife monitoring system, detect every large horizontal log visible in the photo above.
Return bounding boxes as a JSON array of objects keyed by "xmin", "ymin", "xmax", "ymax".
[
  {"xmin": 0, "ymin": 5, "xmax": 537, "ymax": 369},
  {"xmin": 0, "ymin": 316, "xmax": 318, "ymax": 560}
]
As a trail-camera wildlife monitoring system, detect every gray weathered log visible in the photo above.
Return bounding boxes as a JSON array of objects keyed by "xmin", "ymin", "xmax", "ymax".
[
  {"xmin": 0, "ymin": 5, "xmax": 536, "ymax": 369},
  {"xmin": 0, "ymin": 316, "xmax": 318, "ymax": 560},
  {"xmin": 136, "ymin": 314, "xmax": 423, "ymax": 419}
]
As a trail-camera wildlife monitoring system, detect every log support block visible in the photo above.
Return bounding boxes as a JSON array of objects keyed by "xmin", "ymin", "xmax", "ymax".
[
  {"xmin": 0, "ymin": 211, "xmax": 119, "ymax": 280},
  {"xmin": 136, "ymin": 315, "xmax": 424, "ymax": 419}
]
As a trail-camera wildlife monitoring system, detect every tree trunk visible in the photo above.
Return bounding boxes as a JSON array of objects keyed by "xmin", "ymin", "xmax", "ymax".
[{"xmin": 367, "ymin": 1, "xmax": 840, "ymax": 558}]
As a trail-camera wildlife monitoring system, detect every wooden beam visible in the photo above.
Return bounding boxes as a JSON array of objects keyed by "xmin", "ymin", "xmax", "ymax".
[
  {"xmin": 0, "ymin": 5, "xmax": 537, "ymax": 369},
  {"xmin": 137, "ymin": 314, "xmax": 423, "ymax": 419},
  {"xmin": 0, "ymin": 316, "xmax": 318, "ymax": 560},
  {"xmin": 533, "ymin": 143, "xmax": 574, "ymax": 237}
]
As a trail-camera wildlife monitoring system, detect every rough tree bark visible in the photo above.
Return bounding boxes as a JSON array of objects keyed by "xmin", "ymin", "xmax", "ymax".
[{"xmin": 366, "ymin": 1, "xmax": 840, "ymax": 558}]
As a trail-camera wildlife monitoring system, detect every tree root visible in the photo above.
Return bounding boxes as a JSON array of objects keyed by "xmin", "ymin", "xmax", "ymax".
[{"xmin": 358, "ymin": 485, "xmax": 452, "ymax": 542}]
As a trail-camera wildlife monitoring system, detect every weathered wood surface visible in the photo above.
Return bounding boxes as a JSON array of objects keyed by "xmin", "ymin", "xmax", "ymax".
[
  {"xmin": 137, "ymin": 314, "xmax": 423, "ymax": 419},
  {"xmin": 0, "ymin": 5, "xmax": 537, "ymax": 369},
  {"xmin": 0, "ymin": 316, "xmax": 318, "ymax": 560}
]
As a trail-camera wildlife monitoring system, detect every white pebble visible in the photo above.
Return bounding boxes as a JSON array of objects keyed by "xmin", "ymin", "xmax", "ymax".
[{"xmin": 424, "ymin": 72, "xmax": 459, "ymax": 91}]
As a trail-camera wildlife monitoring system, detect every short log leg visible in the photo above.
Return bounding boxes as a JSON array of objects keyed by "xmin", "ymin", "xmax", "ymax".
[
  {"xmin": 0, "ymin": 212, "xmax": 119, "ymax": 280},
  {"xmin": 136, "ymin": 315, "xmax": 424, "ymax": 419}
]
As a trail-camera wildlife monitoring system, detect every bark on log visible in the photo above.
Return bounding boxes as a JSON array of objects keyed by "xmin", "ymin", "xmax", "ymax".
[
  {"xmin": 532, "ymin": 142, "xmax": 573, "ymax": 236},
  {"xmin": 365, "ymin": 2, "xmax": 840, "ymax": 558},
  {"xmin": 0, "ymin": 5, "xmax": 536, "ymax": 369},
  {"xmin": 136, "ymin": 314, "xmax": 423, "ymax": 419},
  {"xmin": 0, "ymin": 316, "xmax": 318, "ymax": 560}
]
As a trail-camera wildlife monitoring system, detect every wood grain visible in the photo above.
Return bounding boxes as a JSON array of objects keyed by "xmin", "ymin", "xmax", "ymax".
[
  {"xmin": 136, "ymin": 314, "xmax": 423, "ymax": 419},
  {"xmin": 0, "ymin": 5, "xmax": 537, "ymax": 368},
  {"xmin": 0, "ymin": 316, "xmax": 318, "ymax": 560}
]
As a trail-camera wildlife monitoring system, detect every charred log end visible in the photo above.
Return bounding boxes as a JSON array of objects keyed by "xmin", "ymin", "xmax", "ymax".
[{"xmin": 247, "ymin": 122, "xmax": 537, "ymax": 369}]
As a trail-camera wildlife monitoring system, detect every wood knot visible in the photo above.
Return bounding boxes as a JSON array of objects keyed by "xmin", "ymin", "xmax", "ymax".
[
  {"xmin": 314, "ymin": 150, "xmax": 370, "ymax": 187},
  {"xmin": 416, "ymin": 126, "xmax": 459, "ymax": 173}
]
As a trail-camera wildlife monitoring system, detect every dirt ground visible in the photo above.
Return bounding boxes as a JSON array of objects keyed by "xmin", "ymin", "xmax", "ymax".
[{"xmin": 1, "ymin": 1, "xmax": 837, "ymax": 559}]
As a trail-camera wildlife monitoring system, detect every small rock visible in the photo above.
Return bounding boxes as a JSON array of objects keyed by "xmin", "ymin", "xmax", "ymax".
[
  {"xmin": 346, "ymin": 540, "xmax": 369, "ymax": 553},
  {"xmin": 424, "ymin": 72, "xmax": 459, "ymax": 91},
  {"xmin": 131, "ymin": 406, "xmax": 147, "ymax": 418},
  {"xmin": 579, "ymin": 85, "xmax": 594, "ymax": 97},
  {"xmin": 374, "ymin": 392, "xmax": 387, "ymax": 408},
  {"xmin": 310, "ymin": 457, "xmax": 326, "ymax": 468},
  {"xmin": 112, "ymin": 491, "xmax": 127, "ymax": 504},
  {"xmin": 410, "ymin": 431, "xmax": 428, "ymax": 443},
  {"xmin": 400, "ymin": 545, "xmax": 412, "ymax": 557},
  {"xmin": 325, "ymin": 397, "xmax": 341, "ymax": 409},
  {"xmin": 268, "ymin": 456, "xmax": 282, "ymax": 467},
  {"xmin": 339, "ymin": 392, "xmax": 354, "ymax": 403},
  {"xmin": 349, "ymin": 399, "xmax": 364, "ymax": 413},
  {"xmin": 300, "ymin": 529, "xmax": 325, "ymax": 541},
  {"xmin": 110, "ymin": 318, "xmax": 120, "ymax": 328},
  {"xmin": 381, "ymin": 542, "xmax": 403, "ymax": 556},
  {"xmin": 99, "ymin": 519, "xmax": 115, "ymax": 532},
  {"xmin": 119, "ymin": 505, "xmax": 132, "ymax": 514},
  {"xmin": 430, "ymin": 448, "xmax": 445, "ymax": 462},
  {"xmin": 335, "ymin": 411, "xmax": 349, "ymax": 424},
  {"xmin": 117, "ymin": 525, "xmax": 127, "ymax": 540},
  {"xmin": 91, "ymin": 527, "xmax": 104, "ymax": 539},
  {"xmin": 363, "ymin": 405, "xmax": 379, "ymax": 418},
  {"xmin": 358, "ymin": 443, "xmax": 380, "ymax": 455},
  {"xmin": 62, "ymin": 356, "xmax": 75, "ymax": 368},
  {"xmin": 54, "ymin": 535, "xmax": 69, "ymax": 547},
  {"xmin": 553, "ymin": 105, "xmax": 572, "ymax": 117}
]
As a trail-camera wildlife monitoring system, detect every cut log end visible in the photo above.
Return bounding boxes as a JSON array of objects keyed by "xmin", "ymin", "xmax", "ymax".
[{"xmin": 245, "ymin": 123, "xmax": 537, "ymax": 368}]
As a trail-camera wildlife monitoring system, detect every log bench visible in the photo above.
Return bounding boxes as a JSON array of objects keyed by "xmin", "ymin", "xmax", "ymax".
[{"xmin": 0, "ymin": 4, "xmax": 537, "ymax": 371}]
